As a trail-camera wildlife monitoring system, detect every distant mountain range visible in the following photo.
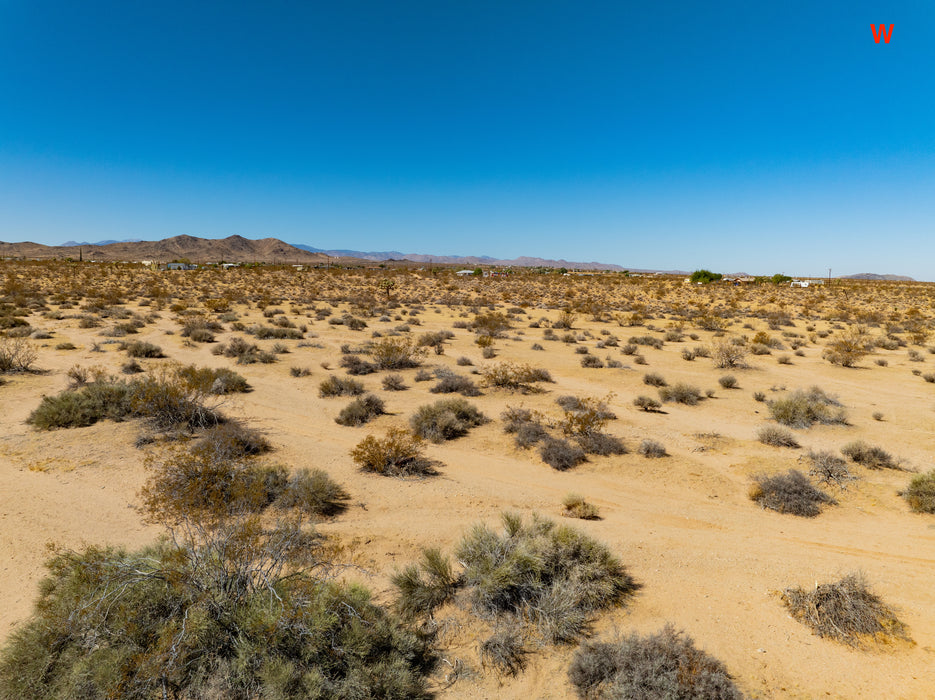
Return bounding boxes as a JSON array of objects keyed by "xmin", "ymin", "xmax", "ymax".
[{"xmin": 0, "ymin": 236, "xmax": 917, "ymax": 280}]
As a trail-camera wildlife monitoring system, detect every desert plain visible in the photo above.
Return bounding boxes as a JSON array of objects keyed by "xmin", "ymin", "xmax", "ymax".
[{"xmin": 1, "ymin": 261, "xmax": 934, "ymax": 699}]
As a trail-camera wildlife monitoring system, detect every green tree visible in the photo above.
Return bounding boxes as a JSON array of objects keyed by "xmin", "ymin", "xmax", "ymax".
[{"xmin": 689, "ymin": 269, "xmax": 722, "ymax": 284}]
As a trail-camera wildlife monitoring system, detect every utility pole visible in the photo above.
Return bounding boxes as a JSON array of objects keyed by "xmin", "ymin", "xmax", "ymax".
[{"xmin": 828, "ymin": 268, "xmax": 831, "ymax": 286}]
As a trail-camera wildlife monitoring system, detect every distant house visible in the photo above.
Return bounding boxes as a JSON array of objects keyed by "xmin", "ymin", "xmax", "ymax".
[
  {"xmin": 455, "ymin": 269, "xmax": 474, "ymax": 276},
  {"xmin": 166, "ymin": 262, "xmax": 196, "ymax": 271},
  {"xmin": 790, "ymin": 279, "xmax": 810, "ymax": 288}
]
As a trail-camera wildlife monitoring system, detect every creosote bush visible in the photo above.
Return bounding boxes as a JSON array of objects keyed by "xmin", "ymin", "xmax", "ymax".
[
  {"xmin": 767, "ymin": 386, "xmax": 847, "ymax": 428},
  {"xmin": 749, "ymin": 469, "xmax": 835, "ymax": 517},
  {"xmin": 783, "ymin": 573, "xmax": 910, "ymax": 646},
  {"xmin": 568, "ymin": 625, "xmax": 744, "ymax": 700},
  {"xmin": 410, "ymin": 398, "xmax": 488, "ymax": 442},
  {"xmin": 367, "ymin": 336, "xmax": 426, "ymax": 369},
  {"xmin": 350, "ymin": 427, "xmax": 436, "ymax": 476},
  {"xmin": 633, "ymin": 395, "xmax": 662, "ymax": 412},
  {"xmin": 0, "ymin": 336, "xmax": 38, "ymax": 373},
  {"xmin": 658, "ymin": 383, "xmax": 702, "ymax": 406},
  {"xmin": 638, "ymin": 439, "xmax": 667, "ymax": 458}
]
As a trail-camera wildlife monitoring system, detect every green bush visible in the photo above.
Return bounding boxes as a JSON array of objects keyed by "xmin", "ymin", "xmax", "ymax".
[
  {"xmin": 394, "ymin": 512, "xmax": 637, "ymax": 653},
  {"xmin": 0, "ymin": 533, "xmax": 430, "ymax": 700},
  {"xmin": 689, "ymin": 269, "xmax": 722, "ymax": 284},
  {"xmin": 568, "ymin": 625, "xmax": 743, "ymax": 699},
  {"xmin": 350, "ymin": 428, "xmax": 436, "ymax": 476}
]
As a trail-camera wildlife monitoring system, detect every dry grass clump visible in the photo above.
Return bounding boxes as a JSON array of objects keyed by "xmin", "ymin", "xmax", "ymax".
[
  {"xmin": 782, "ymin": 573, "xmax": 910, "ymax": 646},
  {"xmin": 381, "ymin": 373, "xmax": 407, "ymax": 390},
  {"xmin": 767, "ymin": 386, "xmax": 847, "ymax": 428},
  {"xmin": 0, "ymin": 336, "xmax": 38, "ymax": 373},
  {"xmin": 410, "ymin": 397, "xmax": 488, "ymax": 442},
  {"xmin": 339, "ymin": 353, "xmax": 377, "ymax": 375},
  {"xmin": 318, "ymin": 375, "xmax": 365, "ymax": 397},
  {"xmin": 757, "ymin": 425, "xmax": 800, "ymax": 448},
  {"xmin": 902, "ymin": 469, "xmax": 935, "ymax": 513},
  {"xmin": 350, "ymin": 427, "xmax": 436, "ymax": 476},
  {"xmin": 568, "ymin": 625, "xmax": 744, "ymax": 700},
  {"xmin": 562, "ymin": 493, "xmax": 600, "ymax": 520},
  {"xmin": 840, "ymin": 441, "xmax": 899, "ymax": 470},
  {"xmin": 335, "ymin": 393, "xmax": 386, "ymax": 426},
  {"xmin": 749, "ymin": 470, "xmax": 835, "ymax": 517},
  {"xmin": 501, "ymin": 406, "xmax": 551, "ymax": 449},
  {"xmin": 393, "ymin": 512, "xmax": 637, "ymax": 669},
  {"xmin": 481, "ymin": 361, "xmax": 553, "ymax": 392}
]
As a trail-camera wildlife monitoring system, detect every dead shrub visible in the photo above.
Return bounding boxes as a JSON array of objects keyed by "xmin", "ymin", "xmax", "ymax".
[{"xmin": 749, "ymin": 470, "xmax": 835, "ymax": 517}]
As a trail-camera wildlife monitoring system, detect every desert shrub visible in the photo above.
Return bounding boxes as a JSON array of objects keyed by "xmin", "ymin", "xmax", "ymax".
[
  {"xmin": 368, "ymin": 336, "xmax": 426, "ymax": 369},
  {"xmin": 629, "ymin": 335, "xmax": 663, "ymax": 350},
  {"xmin": 453, "ymin": 513, "xmax": 636, "ymax": 643},
  {"xmin": 540, "ymin": 437, "xmax": 587, "ymax": 470},
  {"xmin": 638, "ymin": 439, "xmax": 667, "ymax": 458},
  {"xmin": 757, "ymin": 425, "xmax": 800, "ymax": 448},
  {"xmin": 430, "ymin": 371, "xmax": 481, "ymax": 396},
  {"xmin": 711, "ymin": 340, "xmax": 748, "ymax": 369},
  {"xmin": 272, "ymin": 467, "xmax": 352, "ymax": 516},
  {"xmin": 121, "ymin": 359, "xmax": 143, "ymax": 374},
  {"xmin": 55, "ymin": 342, "xmax": 76, "ymax": 350},
  {"xmin": 340, "ymin": 353, "xmax": 377, "ymax": 375},
  {"xmin": 0, "ymin": 337, "xmax": 38, "ymax": 373},
  {"xmin": 382, "ymin": 373, "xmax": 407, "ymax": 390},
  {"xmin": 782, "ymin": 573, "xmax": 909, "ymax": 646},
  {"xmin": 335, "ymin": 393, "xmax": 386, "ymax": 426},
  {"xmin": 481, "ymin": 361, "xmax": 552, "ymax": 392},
  {"xmin": 456, "ymin": 355, "xmax": 474, "ymax": 365},
  {"xmin": 472, "ymin": 311, "xmax": 512, "ymax": 337},
  {"xmin": 630, "ymin": 396, "xmax": 659, "ymax": 413},
  {"xmin": 414, "ymin": 368, "xmax": 432, "ymax": 382},
  {"xmin": 391, "ymin": 548, "xmax": 456, "ymax": 621},
  {"xmin": 248, "ymin": 324, "xmax": 303, "ymax": 339},
  {"xmin": 557, "ymin": 395, "xmax": 616, "ymax": 436},
  {"xmin": 502, "ymin": 408, "xmax": 551, "ymax": 449},
  {"xmin": 196, "ymin": 421, "xmax": 271, "ymax": 459},
  {"xmin": 568, "ymin": 625, "xmax": 743, "ymax": 700},
  {"xmin": 767, "ymin": 386, "xmax": 847, "ymax": 428},
  {"xmin": 807, "ymin": 450, "xmax": 857, "ymax": 489},
  {"xmin": 840, "ymin": 441, "xmax": 898, "ymax": 470},
  {"xmin": 753, "ymin": 391, "xmax": 766, "ymax": 402},
  {"xmin": 562, "ymin": 493, "xmax": 600, "ymax": 520},
  {"xmin": 681, "ymin": 348, "xmax": 696, "ymax": 361},
  {"xmin": 175, "ymin": 364, "xmax": 249, "ymax": 394},
  {"xmin": 822, "ymin": 326, "xmax": 871, "ymax": 367},
  {"xmin": 576, "ymin": 432, "xmax": 626, "ymax": 456},
  {"xmin": 0, "ymin": 531, "xmax": 430, "ymax": 700},
  {"xmin": 318, "ymin": 375, "xmax": 365, "ymax": 397},
  {"xmin": 289, "ymin": 366, "xmax": 311, "ymax": 377},
  {"xmin": 351, "ymin": 427, "xmax": 435, "ymax": 476},
  {"xmin": 718, "ymin": 374, "xmax": 738, "ymax": 389},
  {"xmin": 658, "ymin": 383, "xmax": 702, "ymax": 406},
  {"xmin": 642, "ymin": 372, "xmax": 667, "ymax": 387},
  {"xmin": 480, "ymin": 627, "xmax": 527, "ymax": 676},
  {"xmin": 749, "ymin": 470, "xmax": 835, "ymax": 517},
  {"xmin": 580, "ymin": 354, "xmax": 604, "ymax": 368},
  {"xmin": 215, "ymin": 336, "xmax": 262, "ymax": 364},
  {"xmin": 27, "ymin": 381, "xmax": 132, "ymax": 430},
  {"xmin": 902, "ymin": 469, "xmax": 935, "ymax": 513},
  {"xmin": 410, "ymin": 398, "xmax": 488, "ymax": 442}
]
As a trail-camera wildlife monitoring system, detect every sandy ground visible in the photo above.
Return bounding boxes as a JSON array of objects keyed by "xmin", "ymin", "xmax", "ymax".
[{"xmin": 2, "ymin": 298, "xmax": 935, "ymax": 699}]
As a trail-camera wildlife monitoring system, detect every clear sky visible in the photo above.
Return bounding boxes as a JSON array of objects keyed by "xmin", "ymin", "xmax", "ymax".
[{"xmin": 1, "ymin": 2, "xmax": 933, "ymax": 278}]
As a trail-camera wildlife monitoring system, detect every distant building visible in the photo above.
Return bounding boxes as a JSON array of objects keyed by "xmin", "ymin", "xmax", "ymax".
[
  {"xmin": 166, "ymin": 262, "xmax": 196, "ymax": 271},
  {"xmin": 455, "ymin": 269, "xmax": 474, "ymax": 276}
]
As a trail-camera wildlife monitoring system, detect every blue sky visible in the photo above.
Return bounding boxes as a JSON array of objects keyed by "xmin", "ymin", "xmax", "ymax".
[{"xmin": 1, "ymin": 2, "xmax": 933, "ymax": 277}]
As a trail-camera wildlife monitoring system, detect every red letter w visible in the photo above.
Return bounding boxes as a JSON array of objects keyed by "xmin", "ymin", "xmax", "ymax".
[{"xmin": 871, "ymin": 24, "xmax": 893, "ymax": 43}]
